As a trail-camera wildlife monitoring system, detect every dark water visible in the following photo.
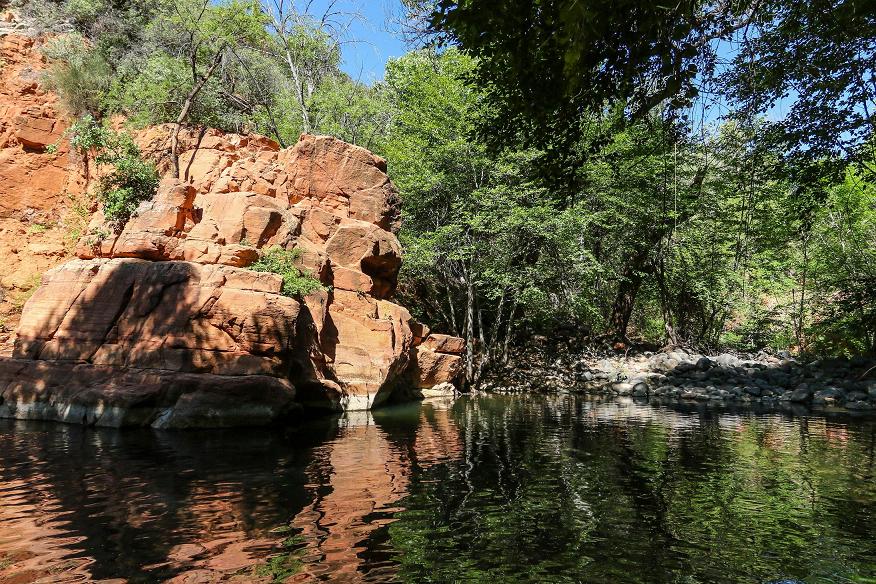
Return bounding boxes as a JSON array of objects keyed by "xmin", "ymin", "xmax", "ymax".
[{"xmin": 1, "ymin": 396, "xmax": 875, "ymax": 583}]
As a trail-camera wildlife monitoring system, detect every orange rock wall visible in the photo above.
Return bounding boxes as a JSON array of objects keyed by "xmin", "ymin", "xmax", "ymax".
[
  {"xmin": 0, "ymin": 32, "xmax": 463, "ymax": 424},
  {"xmin": 0, "ymin": 34, "xmax": 87, "ymax": 353}
]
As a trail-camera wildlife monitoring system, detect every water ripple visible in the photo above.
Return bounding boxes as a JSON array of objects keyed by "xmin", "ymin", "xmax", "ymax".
[{"xmin": 1, "ymin": 397, "xmax": 876, "ymax": 583}]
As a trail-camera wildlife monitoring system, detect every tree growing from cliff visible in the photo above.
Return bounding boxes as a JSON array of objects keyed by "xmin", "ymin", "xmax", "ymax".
[{"xmin": 155, "ymin": 0, "xmax": 268, "ymax": 178}]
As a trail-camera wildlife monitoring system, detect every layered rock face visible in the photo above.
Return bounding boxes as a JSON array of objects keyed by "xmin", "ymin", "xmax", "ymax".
[
  {"xmin": 0, "ymin": 129, "xmax": 463, "ymax": 427},
  {"xmin": 0, "ymin": 34, "xmax": 87, "ymax": 352},
  {"xmin": 0, "ymin": 30, "xmax": 462, "ymax": 427},
  {"xmin": 0, "ymin": 35, "xmax": 79, "ymax": 217}
]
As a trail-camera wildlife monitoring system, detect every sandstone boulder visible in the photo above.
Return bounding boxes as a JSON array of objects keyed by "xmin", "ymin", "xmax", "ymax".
[
  {"xmin": 0, "ymin": 123, "xmax": 464, "ymax": 424},
  {"xmin": 14, "ymin": 258, "xmax": 303, "ymax": 378},
  {"xmin": 0, "ymin": 359, "xmax": 298, "ymax": 428},
  {"xmin": 83, "ymin": 133, "xmax": 402, "ymax": 299},
  {"xmin": 0, "ymin": 33, "xmax": 464, "ymax": 426},
  {"xmin": 412, "ymin": 334, "xmax": 464, "ymax": 389}
]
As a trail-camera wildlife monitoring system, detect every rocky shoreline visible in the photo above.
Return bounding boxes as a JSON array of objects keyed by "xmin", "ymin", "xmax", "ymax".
[{"xmin": 484, "ymin": 339, "xmax": 876, "ymax": 413}]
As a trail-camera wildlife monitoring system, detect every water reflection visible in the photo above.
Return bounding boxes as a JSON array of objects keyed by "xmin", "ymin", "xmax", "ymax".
[
  {"xmin": 289, "ymin": 401, "xmax": 462, "ymax": 582},
  {"xmin": 1, "ymin": 395, "xmax": 875, "ymax": 583}
]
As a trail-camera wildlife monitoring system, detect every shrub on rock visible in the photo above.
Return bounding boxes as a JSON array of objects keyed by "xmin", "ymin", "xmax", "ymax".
[{"xmin": 250, "ymin": 247, "xmax": 324, "ymax": 298}]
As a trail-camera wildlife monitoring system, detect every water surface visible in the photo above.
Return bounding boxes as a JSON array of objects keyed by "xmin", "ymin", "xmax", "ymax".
[{"xmin": 1, "ymin": 395, "xmax": 875, "ymax": 583}]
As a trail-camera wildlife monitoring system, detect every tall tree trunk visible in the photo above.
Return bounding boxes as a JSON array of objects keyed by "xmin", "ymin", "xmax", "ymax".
[
  {"xmin": 795, "ymin": 235, "xmax": 809, "ymax": 351},
  {"xmin": 444, "ymin": 267, "xmax": 459, "ymax": 335},
  {"xmin": 488, "ymin": 289, "xmax": 507, "ymax": 358},
  {"xmin": 464, "ymin": 263, "xmax": 475, "ymax": 388},
  {"xmin": 472, "ymin": 304, "xmax": 487, "ymax": 388},
  {"xmin": 473, "ymin": 289, "xmax": 507, "ymax": 388},
  {"xmin": 654, "ymin": 261, "xmax": 678, "ymax": 346},
  {"xmin": 501, "ymin": 297, "xmax": 518, "ymax": 365},
  {"xmin": 171, "ymin": 47, "xmax": 226, "ymax": 179},
  {"xmin": 609, "ymin": 247, "xmax": 650, "ymax": 340}
]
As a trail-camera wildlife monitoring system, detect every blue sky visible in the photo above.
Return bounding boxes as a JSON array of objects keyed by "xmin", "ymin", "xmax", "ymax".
[{"xmin": 333, "ymin": 0, "xmax": 409, "ymax": 82}]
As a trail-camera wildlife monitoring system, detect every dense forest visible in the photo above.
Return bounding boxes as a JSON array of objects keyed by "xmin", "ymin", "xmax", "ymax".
[{"xmin": 10, "ymin": 0, "xmax": 875, "ymax": 386}]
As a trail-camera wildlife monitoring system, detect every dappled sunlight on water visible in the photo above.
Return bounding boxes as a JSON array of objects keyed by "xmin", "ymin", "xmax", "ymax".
[{"xmin": 1, "ymin": 395, "xmax": 875, "ymax": 583}]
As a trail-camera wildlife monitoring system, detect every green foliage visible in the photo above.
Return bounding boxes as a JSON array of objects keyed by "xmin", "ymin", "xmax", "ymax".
[
  {"xmin": 42, "ymin": 34, "xmax": 113, "ymax": 117},
  {"xmin": 36, "ymin": 0, "xmax": 375, "ymax": 146},
  {"xmin": 725, "ymin": 0, "xmax": 876, "ymax": 166},
  {"xmin": 309, "ymin": 75, "xmax": 393, "ymax": 153},
  {"xmin": 430, "ymin": 0, "xmax": 875, "ymax": 168},
  {"xmin": 104, "ymin": 53, "xmax": 193, "ymax": 127},
  {"xmin": 428, "ymin": 0, "xmax": 746, "ymax": 150},
  {"xmin": 97, "ymin": 147, "xmax": 160, "ymax": 227},
  {"xmin": 384, "ymin": 49, "xmax": 609, "ymax": 385},
  {"xmin": 81, "ymin": 226, "xmax": 112, "ymax": 250},
  {"xmin": 249, "ymin": 247, "xmax": 324, "ymax": 298},
  {"xmin": 805, "ymin": 164, "xmax": 876, "ymax": 355},
  {"xmin": 385, "ymin": 44, "xmax": 874, "ymax": 360},
  {"xmin": 24, "ymin": 0, "xmax": 876, "ymax": 360},
  {"xmin": 53, "ymin": 116, "xmax": 158, "ymax": 228}
]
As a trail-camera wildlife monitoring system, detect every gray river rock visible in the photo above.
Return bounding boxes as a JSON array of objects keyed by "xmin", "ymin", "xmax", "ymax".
[{"xmin": 486, "ymin": 341, "xmax": 876, "ymax": 414}]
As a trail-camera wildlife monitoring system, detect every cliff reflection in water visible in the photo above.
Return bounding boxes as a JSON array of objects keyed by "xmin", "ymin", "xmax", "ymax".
[
  {"xmin": 1, "ymin": 395, "xmax": 875, "ymax": 583},
  {"xmin": 290, "ymin": 400, "xmax": 463, "ymax": 582}
]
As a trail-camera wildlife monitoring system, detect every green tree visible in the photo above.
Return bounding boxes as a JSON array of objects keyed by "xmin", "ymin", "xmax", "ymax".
[
  {"xmin": 385, "ymin": 49, "xmax": 600, "ymax": 384},
  {"xmin": 49, "ymin": 115, "xmax": 159, "ymax": 229},
  {"xmin": 427, "ymin": 0, "xmax": 761, "ymax": 149},
  {"xmin": 428, "ymin": 0, "xmax": 875, "ymax": 180},
  {"xmin": 153, "ymin": 0, "xmax": 268, "ymax": 177},
  {"xmin": 261, "ymin": 0, "xmax": 351, "ymax": 136},
  {"xmin": 807, "ymin": 163, "xmax": 876, "ymax": 354},
  {"xmin": 309, "ymin": 75, "xmax": 392, "ymax": 153}
]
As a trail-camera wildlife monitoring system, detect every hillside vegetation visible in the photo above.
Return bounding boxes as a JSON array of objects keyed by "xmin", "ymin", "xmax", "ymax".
[{"xmin": 12, "ymin": 0, "xmax": 874, "ymax": 388}]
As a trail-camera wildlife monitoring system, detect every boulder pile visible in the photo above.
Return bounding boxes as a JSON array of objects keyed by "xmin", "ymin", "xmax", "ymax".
[
  {"xmin": 586, "ymin": 351, "xmax": 876, "ymax": 411},
  {"xmin": 485, "ymin": 338, "xmax": 876, "ymax": 413}
]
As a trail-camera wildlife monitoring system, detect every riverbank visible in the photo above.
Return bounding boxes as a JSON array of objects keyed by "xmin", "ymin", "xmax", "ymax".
[{"xmin": 483, "ymin": 338, "xmax": 876, "ymax": 412}]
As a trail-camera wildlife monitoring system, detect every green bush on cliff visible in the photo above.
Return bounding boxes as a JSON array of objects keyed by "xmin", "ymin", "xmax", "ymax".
[
  {"xmin": 49, "ymin": 116, "xmax": 158, "ymax": 229},
  {"xmin": 41, "ymin": 34, "xmax": 113, "ymax": 117},
  {"xmin": 250, "ymin": 247, "xmax": 324, "ymax": 298},
  {"xmin": 96, "ymin": 139, "xmax": 159, "ymax": 227}
]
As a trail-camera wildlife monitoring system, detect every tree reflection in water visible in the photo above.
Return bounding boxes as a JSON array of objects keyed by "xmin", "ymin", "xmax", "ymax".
[{"xmin": 0, "ymin": 395, "xmax": 874, "ymax": 583}]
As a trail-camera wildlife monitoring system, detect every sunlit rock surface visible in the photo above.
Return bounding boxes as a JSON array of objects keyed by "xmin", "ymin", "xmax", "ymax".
[
  {"xmin": 0, "ymin": 31, "xmax": 463, "ymax": 426},
  {"xmin": 0, "ymin": 34, "xmax": 91, "ymax": 352}
]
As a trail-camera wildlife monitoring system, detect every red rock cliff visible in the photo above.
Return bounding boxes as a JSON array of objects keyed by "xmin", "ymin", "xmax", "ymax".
[
  {"xmin": 0, "ymin": 33, "xmax": 463, "ymax": 428},
  {"xmin": 0, "ymin": 33, "xmax": 87, "ymax": 351}
]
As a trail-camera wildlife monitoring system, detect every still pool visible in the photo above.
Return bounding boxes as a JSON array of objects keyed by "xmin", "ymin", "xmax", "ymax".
[{"xmin": 0, "ymin": 395, "xmax": 874, "ymax": 583}]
